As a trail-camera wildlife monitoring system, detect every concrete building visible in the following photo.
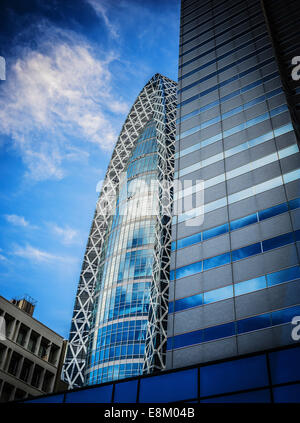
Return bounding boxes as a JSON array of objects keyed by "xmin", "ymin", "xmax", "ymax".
[
  {"xmin": 167, "ymin": 0, "xmax": 300, "ymax": 369},
  {"xmin": 0, "ymin": 295, "xmax": 68, "ymax": 402}
]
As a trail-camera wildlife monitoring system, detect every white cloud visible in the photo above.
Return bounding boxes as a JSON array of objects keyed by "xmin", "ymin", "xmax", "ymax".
[
  {"xmin": 0, "ymin": 24, "xmax": 128, "ymax": 181},
  {"xmin": 4, "ymin": 214, "xmax": 38, "ymax": 230},
  {"xmin": 4, "ymin": 214, "xmax": 30, "ymax": 227},
  {"xmin": 12, "ymin": 243, "xmax": 75, "ymax": 264},
  {"xmin": 86, "ymin": 0, "xmax": 119, "ymax": 39},
  {"xmin": 51, "ymin": 224, "xmax": 79, "ymax": 245}
]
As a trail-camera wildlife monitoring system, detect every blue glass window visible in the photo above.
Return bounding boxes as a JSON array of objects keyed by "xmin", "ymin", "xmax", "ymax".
[
  {"xmin": 166, "ymin": 337, "xmax": 173, "ymax": 350},
  {"xmin": 26, "ymin": 394, "xmax": 64, "ymax": 403},
  {"xmin": 203, "ymin": 322, "xmax": 235, "ymax": 342},
  {"xmin": 204, "ymin": 285, "xmax": 233, "ymax": 304},
  {"xmin": 175, "ymin": 293, "xmax": 203, "ymax": 312},
  {"xmin": 201, "ymin": 389, "xmax": 271, "ymax": 403},
  {"xmin": 262, "ymin": 232, "xmax": 294, "ymax": 251},
  {"xmin": 232, "ymin": 243, "xmax": 261, "ymax": 261},
  {"xmin": 273, "ymin": 384, "xmax": 300, "ymax": 403},
  {"xmin": 203, "ymin": 224, "xmax": 229, "ymax": 241},
  {"xmin": 271, "ymin": 305, "xmax": 300, "ymax": 326},
  {"xmin": 267, "ymin": 266, "xmax": 300, "ymax": 287},
  {"xmin": 176, "ymin": 261, "xmax": 202, "ymax": 279},
  {"xmin": 177, "ymin": 232, "xmax": 202, "ymax": 249},
  {"xmin": 65, "ymin": 385, "xmax": 113, "ymax": 403},
  {"xmin": 269, "ymin": 347, "xmax": 300, "ymax": 385},
  {"xmin": 139, "ymin": 369, "xmax": 198, "ymax": 403},
  {"xmin": 114, "ymin": 380, "xmax": 138, "ymax": 403},
  {"xmin": 203, "ymin": 252, "xmax": 230, "ymax": 271},
  {"xmin": 173, "ymin": 330, "xmax": 203, "ymax": 349},
  {"xmin": 289, "ymin": 197, "xmax": 300, "ymax": 210},
  {"xmin": 230, "ymin": 213, "xmax": 258, "ymax": 231},
  {"xmin": 168, "ymin": 301, "xmax": 174, "ymax": 313},
  {"xmin": 237, "ymin": 313, "xmax": 271, "ymax": 334},
  {"xmin": 235, "ymin": 276, "xmax": 266, "ymax": 296},
  {"xmin": 200, "ymin": 355, "xmax": 269, "ymax": 397},
  {"xmin": 258, "ymin": 202, "xmax": 289, "ymax": 221}
]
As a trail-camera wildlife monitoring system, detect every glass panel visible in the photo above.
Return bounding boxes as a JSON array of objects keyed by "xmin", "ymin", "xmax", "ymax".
[
  {"xmin": 269, "ymin": 347, "xmax": 300, "ymax": 384},
  {"xmin": 65, "ymin": 384, "xmax": 113, "ymax": 403},
  {"xmin": 175, "ymin": 293, "xmax": 203, "ymax": 312},
  {"xmin": 230, "ymin": 213, "xmax": 257, "ymax": 231},
  {"xmin": 203, "ymin": 322, "xmax": 235, "ymax": 342},
  {"xmin": 237, "ymin": 313, "xmax": 271, "ymax": 334},
  {"xmin": 235, "ymin": 276, "xmax": 266, "ymax": 296},
  {"xmin": 177, "ymin": 232, "xmax": 202, "ymax": 250},
  {"xmin": 200, "ymin": 355, "xmax": 269, "ymax": 397},
  {"xmin": 232, "ymin": 243, "xmax": 261, "ymax": 261},
  {"xmin": 203, "ymin": 224, "xmax": 229, "ymax": 241},
  {"xmin": 176, "ymin": 261, "xmax": 202, "ymax": 279},
  {"xmin": 273, "ymin": 384, "xmax": 300, "ymax": 403},
  {"xmin": 26, "ymin": 394, "xmax": 64, "ymax": 403},
  {"xmin": 258, "ymin": 202, "xmax": 289, "ymax": 221},
  {"xmin": 262, "ymin": 232, "xmax": 294, "ymax": 252},
  {"xmin": 139, "ymin": 369, "xmax": 198, "ymax": 403},
  {"xmin": 289, "ymin": 197, "xmax": 300, "ymax": 210},
  {"xmin": 201, "ymin": 389, "xmax": 271, "ymax": 403},
  {"xmin": 168, "ymin": 301, "xmax": 174, "ymax": 313},
  {"xmin": 203, "ymin": 252, "xmax": 231, "ymax": 271},
  {"xmin": 113, "ymin": 380, "xmax": 138, "ymax": 403},
  {"xmin": 166, "ymin": 337, "xmax": 172, "ymax": 350},
  {"xmin": 173, "ymin": 330, "xmax": 203, "ymax": 349},
  {"xmin": 272, "ymin": 305, "xmax": 300, "ymax": 326},
  {"xmin": 267, "ymin": 266, "xmax": 300, "ymax": 287},
  {"xmin": 204, "ymin": 285, "xmax": 233, "ymax": 304}
]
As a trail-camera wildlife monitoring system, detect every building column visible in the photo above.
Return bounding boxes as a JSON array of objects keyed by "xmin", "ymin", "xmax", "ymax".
[
  {"xmin": 3, "ymin": 348, "xmax": 12, "ymax": 372},
  {"xmin": 16, "ymin": 356, "xmax": 24, "ymax": 379},
  {"xmin": 0, "ymin": 378, "xmax": 3, "ymax": 399},
  {"xmin": 10, "ymin": 386, "xmax": 17, "ymax": 402},
  {"xmin": 34, "ymin": 335, "xmax": 42, "ymax": 356},
  {"xmin": 12, "ymin": 321, "xmax": 21, "ymax": 343},
  {"xmin": 0, "ymin": 345, "xmax": 9, "ymax": 370},
  {"xmin": 38, "ymin": 368, "xmax": 46, "ymax": 391},
  {"xmin": 23, "ymin": 328, "xmax": 32, "ymax": 350},
  {"xmin": 27, "ymin": 361, "xmax": 35, "ymax": 386}
]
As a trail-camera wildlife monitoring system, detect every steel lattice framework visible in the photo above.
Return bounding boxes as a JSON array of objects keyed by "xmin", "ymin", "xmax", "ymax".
[{"xmin": 63, "ymin": 74, "xmax": 177, "ymax": 389}]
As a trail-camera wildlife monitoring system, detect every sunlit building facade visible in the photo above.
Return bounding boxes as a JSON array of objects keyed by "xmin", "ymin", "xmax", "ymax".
[
  {"xmin": 64, "ymin": 74, "xmax": 177, "ymax": 388},
  {"xmin": 167, "ymin": 0, "xmax": 300, "ymax": 370}
]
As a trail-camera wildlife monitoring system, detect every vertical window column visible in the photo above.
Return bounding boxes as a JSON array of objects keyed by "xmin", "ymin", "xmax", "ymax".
[
  {"xmin": 23, "ymin": 328, "xmax": 32, "ymax": 350},
  {"xmin": 0, "ymin": 344, "xmax": 8, "ymax": 370}
]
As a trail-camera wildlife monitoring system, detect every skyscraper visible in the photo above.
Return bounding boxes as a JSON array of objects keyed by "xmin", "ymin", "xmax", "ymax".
[
  {"xmin": 167, "ymin": 0, "xmax": 300, "ymax": 370},
  {"xmin": 64, "ymin": 74, "xmax": 177, "ymax": 388}
]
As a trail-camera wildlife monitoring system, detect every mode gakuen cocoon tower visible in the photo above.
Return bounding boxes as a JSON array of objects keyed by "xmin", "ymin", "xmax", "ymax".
[{"xmin": 64, "ymin": 74, "xmax": 177, "ymax": 388}]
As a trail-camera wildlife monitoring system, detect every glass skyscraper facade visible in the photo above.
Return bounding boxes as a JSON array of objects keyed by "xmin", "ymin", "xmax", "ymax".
[
  {"xmin": 85, "ymin": 120, "xmax": 158, "ymax": 385},
  {"xmin": 64, "ymin": 74, "xmax": 177, "ymax": 388},
  {"xmin": 167, "ymin": 0, "xmax": 300, "ymax": 370}
]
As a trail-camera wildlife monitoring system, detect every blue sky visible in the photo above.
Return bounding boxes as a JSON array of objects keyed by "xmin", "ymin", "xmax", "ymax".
[{"xmin": 0, "ymin": 0, "xmax": 180, "ymax": 337}]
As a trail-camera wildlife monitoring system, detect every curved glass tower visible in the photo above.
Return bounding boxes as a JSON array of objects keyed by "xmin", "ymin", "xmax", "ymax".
[{"xmin": 64, "ymin": 74, "xmax": 177, "ymax": 388}]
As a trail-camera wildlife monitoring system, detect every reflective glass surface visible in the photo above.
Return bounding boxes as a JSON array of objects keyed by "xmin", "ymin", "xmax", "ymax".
[
  {"xmin": 173, "ymin": 197, "xmax": 300, "ymax": 252},
  {"xmin": 113, "ymin": 380, "xmax": 138, "ymax": 403},
  {"xmin": 139, "ymin": 369, "xmax": 198, "ymax": 403},
  {"xmin": 173, "ymin": 231, "xmax": 297, "ymax": 281},
  {"xmin": 200, "ymin": 356, "xmax": 269, "ymax": 397},
  {"xmin": 86, "ymin": 120, "xmax": 159, "ymax": 384},
  {"xmin": 65, "ymin": 385, "xmax": 113, "ymax": 403},
  {"xmin": 167, "ymin": 304, "xmax": 300, "ymax": 351}
]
